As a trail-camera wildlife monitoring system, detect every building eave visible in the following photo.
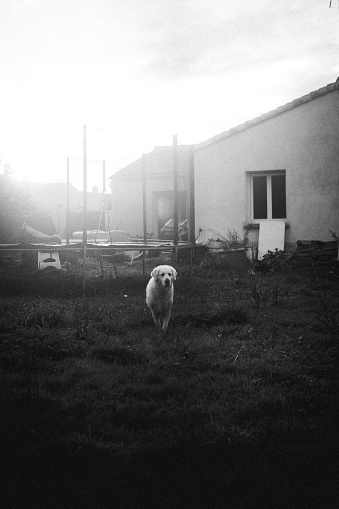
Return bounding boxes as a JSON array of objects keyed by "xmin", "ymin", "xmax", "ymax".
[
  {"xmin": 195, "ymin": 78, "xmax": 339, "ymax": 152},
  {"xmin": 109, "ymin": 144, "xmax": 193, "ymax": 180}
]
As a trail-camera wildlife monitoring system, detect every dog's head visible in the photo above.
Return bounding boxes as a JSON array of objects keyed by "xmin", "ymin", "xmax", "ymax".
[{"xmin": 151, "ymin": 265, "xmax": 177, "ymax": 288}]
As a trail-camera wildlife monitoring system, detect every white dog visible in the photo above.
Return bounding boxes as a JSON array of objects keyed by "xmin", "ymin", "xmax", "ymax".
[{"xmin": 146, "ymin": 265, "xmax": 177, "ymax": 332}]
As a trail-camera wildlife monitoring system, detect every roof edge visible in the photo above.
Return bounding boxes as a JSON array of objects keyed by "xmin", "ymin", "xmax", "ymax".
[
  {"xmin": 109, "ymin": 144, "xmax": 194, "ymax": 180},
  {"xmin": 195, "ymin": 78, "xmax": 339, "ymax": 151}
]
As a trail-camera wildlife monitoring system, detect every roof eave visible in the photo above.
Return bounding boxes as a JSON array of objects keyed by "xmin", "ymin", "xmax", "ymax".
[{"xmin": 195, "ymin": 79, "xmax": 339, "ymax": 152}]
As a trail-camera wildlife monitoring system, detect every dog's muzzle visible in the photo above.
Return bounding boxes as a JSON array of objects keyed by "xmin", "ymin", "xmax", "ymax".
[{"xmin": 164, "ymin": 278, "xmax": 171, "ymax": 287}]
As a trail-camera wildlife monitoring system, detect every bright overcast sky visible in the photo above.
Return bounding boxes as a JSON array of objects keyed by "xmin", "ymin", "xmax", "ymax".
[{"xmin": 0, "ymin": 0, "xmax": 339, "ymax": 190}]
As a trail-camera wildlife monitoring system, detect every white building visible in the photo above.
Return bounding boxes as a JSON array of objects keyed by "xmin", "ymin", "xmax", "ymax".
[
  {"xmin": 109, "ymin": 79, "xmax": 339, "ymax": 252},
  {"xmin": 194, "ymin": 79, "xmax": 339, "ymax": 250}
]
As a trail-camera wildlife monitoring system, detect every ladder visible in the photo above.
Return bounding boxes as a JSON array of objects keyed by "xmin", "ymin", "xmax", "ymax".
[{"xmin": 99, "ymin": 254, "xmax": 118, "ymax": 277}]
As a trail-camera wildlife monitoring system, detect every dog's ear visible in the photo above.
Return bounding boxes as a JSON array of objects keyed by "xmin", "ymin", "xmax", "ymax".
[
  {"xmin": 172, "ymin": 268, "xmax": 177, "ymax": 280},
  {"xmin": 151, "ymin": 267, "xmax": 159, "ymax": 280}
]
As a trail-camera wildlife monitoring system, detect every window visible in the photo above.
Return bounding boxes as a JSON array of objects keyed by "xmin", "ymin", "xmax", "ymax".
[{"xmin": 250, "ymin": 171, "xmax": 286, "ymax": 220}]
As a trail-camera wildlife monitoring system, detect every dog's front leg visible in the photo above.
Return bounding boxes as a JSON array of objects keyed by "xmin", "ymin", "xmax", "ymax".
[
  {"xmin": 151, "ymin": 310, "xmax": 162, "ymax": 330},
  {"xmin": 161, "ymin": 306, "xmax": 172, "ymax": 332}
]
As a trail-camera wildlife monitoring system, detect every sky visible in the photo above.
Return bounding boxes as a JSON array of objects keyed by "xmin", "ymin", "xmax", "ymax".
[{"xmin": 0, "ymin": 0, "xmax": 339, "ymax": 190}]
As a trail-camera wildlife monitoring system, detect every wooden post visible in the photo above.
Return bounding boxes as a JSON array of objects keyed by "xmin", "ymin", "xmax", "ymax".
[
  {"xmin": 142, "ymin": 154, "xmax": 147, "ymax": 274},
  {"xmin": 173, "ymin": 134, "xmax": 179, "ymax": 262},
  {"xmin": 82, "ymin": 125, "xmax": 87, "ymax": 295}
]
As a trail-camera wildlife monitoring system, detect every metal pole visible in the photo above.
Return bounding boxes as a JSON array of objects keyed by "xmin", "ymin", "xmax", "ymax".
[
  {"xmin": 189, "ymin": 145, "xmax": 195, "ymax": 276},
  {"xmin": 102, "ymin": 160, "xmax": 112, "ymax": 242},
  {"xmin": 66, "ymin": 156, "xmax": 70, "ymax": 245},
  {"xmin": 173, "ymin": 134, "xmax": 179, "ymax": 262},
  {"xmin": 189, "ymin": 145, "xmax": 195, "ymax": 245},
  {"xmin": 66, "ymin": 157, "xmax": 70, "ymax": 275},
  {"xmin": 82, "ymin": 125, "xmax": 87, "ymax": 295},
  {"xmin": 102, "ymin": 160, "xmax": 106, "ymax": 193},
  {"xmin": 142, "ymin": 154, "xmax": 147, "ymax": 275}
]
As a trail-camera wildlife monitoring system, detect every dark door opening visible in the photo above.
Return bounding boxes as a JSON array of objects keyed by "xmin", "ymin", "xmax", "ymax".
[{"xmin": 156, "ymin": 191, "xmax": 187, "ymax": 240}]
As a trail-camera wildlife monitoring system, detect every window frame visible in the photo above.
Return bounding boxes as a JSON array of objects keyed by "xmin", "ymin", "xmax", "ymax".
[{"xmin": 248, "ymin": 170, "xmax": 286, "ymax": 223}]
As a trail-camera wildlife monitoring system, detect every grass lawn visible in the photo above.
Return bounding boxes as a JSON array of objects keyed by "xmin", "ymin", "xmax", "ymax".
[{"xmin": 0, "ymin": 256, "xmax": 338, "ymax": 508}]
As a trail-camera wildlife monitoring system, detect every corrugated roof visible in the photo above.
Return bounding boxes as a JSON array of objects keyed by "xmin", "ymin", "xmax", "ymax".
[{"xmin": 195, "ymin": 78, "xmax": 339, "ymax": 151}]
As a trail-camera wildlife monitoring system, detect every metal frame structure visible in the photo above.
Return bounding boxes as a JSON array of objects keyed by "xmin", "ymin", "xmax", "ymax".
[{"xmin": 0, "ymin": 130, "xmax": 196, "ymax": 292}]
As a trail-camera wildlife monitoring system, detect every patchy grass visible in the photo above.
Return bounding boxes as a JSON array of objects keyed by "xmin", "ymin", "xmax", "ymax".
[{"xmin": 0, "ymin": 260, "xmax": 338, "ymax": 508}]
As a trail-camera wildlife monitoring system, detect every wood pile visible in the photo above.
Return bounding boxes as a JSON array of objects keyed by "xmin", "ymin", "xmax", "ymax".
[{"xmin": 291, "ymin": 240, "xmax": 338, "ymax": 265}]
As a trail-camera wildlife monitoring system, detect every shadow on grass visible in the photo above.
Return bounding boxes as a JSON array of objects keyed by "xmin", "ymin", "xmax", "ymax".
[
  {"xmin": 1, "ymin": 418, "xmax": 337, "ymax": 508},
  {"xmin": 1, "ymin": 382, "xmax": 337, "ymax": 508},
  {"xmin": 90, "ymin": 345, "xmax": 147, "ymax": 365}
]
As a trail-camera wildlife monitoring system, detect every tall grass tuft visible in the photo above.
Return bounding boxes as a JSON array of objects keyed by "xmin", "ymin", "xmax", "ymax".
[{"xmin": 73, "ymin": 299, "xmax": 90, "ymax": 338}]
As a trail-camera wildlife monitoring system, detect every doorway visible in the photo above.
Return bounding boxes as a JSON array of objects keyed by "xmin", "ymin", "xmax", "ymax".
[{"xmin": 155, "ymin": 191, "xmax": 187, "ymax": 240}]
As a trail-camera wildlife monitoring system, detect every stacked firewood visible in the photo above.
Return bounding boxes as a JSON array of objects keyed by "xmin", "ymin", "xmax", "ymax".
[{"xmin": 292, "ymin": 240, "xmax": 338, "ymax": 265}]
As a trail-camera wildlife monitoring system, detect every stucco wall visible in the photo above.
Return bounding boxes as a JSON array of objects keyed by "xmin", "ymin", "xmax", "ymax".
[
  {"xmin": 194, "ymin": 90, "xmax": 339, "ymax": 245},
  {"xmin": 111, "ymin": 175, "xmax": 176, "ymax": 237},
  {"xmin": 110, "ymin": 146, "xmax": 191, "ymax": 238}
]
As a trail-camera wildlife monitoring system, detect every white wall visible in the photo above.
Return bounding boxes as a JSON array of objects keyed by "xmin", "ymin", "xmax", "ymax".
[
  {"xmin": 110, "ymin": 146, "xmax": 191, "ymax": 238},
  {"xmin": 194, "ymin": 90, "xmax": 339, "ymax": 245}
]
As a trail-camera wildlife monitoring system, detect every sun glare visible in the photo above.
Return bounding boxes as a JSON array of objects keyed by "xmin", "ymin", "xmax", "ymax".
[{"xmin": 0, "ymin": 65, "xmax": 321, "ymax": 192}]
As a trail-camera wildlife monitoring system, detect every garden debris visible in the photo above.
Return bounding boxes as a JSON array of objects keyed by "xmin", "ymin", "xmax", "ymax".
[
  {"xmin": 201, "ymin": 249, "xmax": 249, "ymax": 270},
  {"xmin": 160, "ymin": 218, "xmax": 188, "ymax": 240},
  {"xmin": 21, "ymin": 222, "xmax": 62, "ymax": 244},
  {"xmin": 255, "ymin": 249, "xmax": 292, "ymax": 273}
]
